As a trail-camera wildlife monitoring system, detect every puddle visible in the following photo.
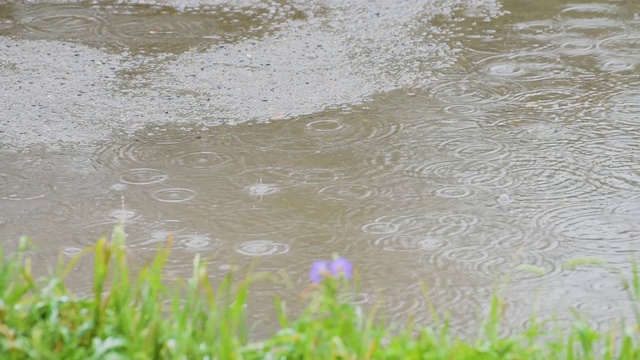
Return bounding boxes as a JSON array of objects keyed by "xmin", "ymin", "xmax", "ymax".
[{"xmin": 2, "ymin": 0, "xmax": 640, "ymax": 339}]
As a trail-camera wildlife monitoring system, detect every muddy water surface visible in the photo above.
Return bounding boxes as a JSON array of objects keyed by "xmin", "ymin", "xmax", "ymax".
[{"xmin": 2, "ymin": 0, "xmax": 640, "ymax": 338}]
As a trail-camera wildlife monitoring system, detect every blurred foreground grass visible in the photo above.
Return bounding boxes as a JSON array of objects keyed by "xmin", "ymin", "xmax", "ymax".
[{"xmin": 1, "ymin": 225, "xmax": 640, "ymax": 359}]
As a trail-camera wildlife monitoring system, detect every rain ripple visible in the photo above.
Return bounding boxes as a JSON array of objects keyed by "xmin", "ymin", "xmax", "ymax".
[
  {"xmin": 77, "ymin": 209, "xmax": 188, "ymax": 249},
  {"xmin": 442, "ymin": 104, "xmax": 479, "ymax": 115},
  {"xmin": 607, "ymin": 89, "xmax": 640, "ymax": 122},
  {"xmin": 371, "ymin": 235, "xmax": 448, "ymax": 253},
  {"xmin": 484, "ymin": 222, "xmax": 560, "ymax": 253},
  {"xmin": 512, "ymin": 166, "xmax": 598, "ymax": 203},
  {"xmin": 512, "ymin": 87, "xmax": 585, "ymax": 112},
  {"xmin": 599, "ymin": 59, "xmax": 636, "ymax": 73},
  {"xmin": 233, "ymin": 115, "xmax": 401, "ymax": 152},
  {"xmin": 607, "ymin": 198, "xmax": 640, "ymax": 229},
  {"xmin": 15, "ymin": 4, "xmax": 109, "ymax": 41},
  {"xmin": 235, "ymin": 240, "xmax": 290, "ymax": 256},
  {"xmin": 419, "ymin": 76, "xmax": 525, "ymax": 106},
  {"xmin": 562, "ymin": 135, "xmax": 640, "ymax": 192},
  {"xmin": 562, "ymin": 18, "xmax": 624, "ymax": 33},
  {"xmin": 512, "ymin": 20, "xmax": 564, "ymax": 42},
  {"xmin": 407, "ymin": 159, "xmax": 517, "ymax": 189},
  {"xmin": 289, "ymin": 168, "xmax": 342, "ymax": 185},
  {"xmin": 302, "ymin": 115, "xmax": 400, "ymax": 148},
  {"xmin": 560, "ymin": 3, "xmax": 620, "ymax": 16},
  {"xmin": 151, "ymin": 188, "xmax": 197, "ymax": 203},
  {"xmin": 337, "ymin": 292, "xmax": 372, "ymax": 305},
  {"xmin": 598, "ymin": 34, "xmax": 640, "ymax": 59},
  {"xmin": 232, "ymin": 166, "xmax": 298, "ymax": 193},
  {"xmin": 245, "ymin": 183, "xmax": 280, "ymax": 197},
  {"xmin": 429, "ymin": 245, "xmax": 490, "ymax": 268},
  {"xmin": 173, "ymin": 151, "xmax": 231, "ymax": 170},
  {"xmin": 212, "ymin": 208, "xmax": 306, "ymax": 236},
  {"xmin": 478, "ymin": 52, "xmax": 570, "ymax": 81},
  {"xmin": 383, "ymin": 288, "xmax": 428, "ymax": 326},
  {"xmin": 176, "ymin": 234, "xmax": 221, "ymax": 251},
  {"xmin": 95, "ymin": 128, "xmax": 210, "ymax": 170},
  {"xmin": 474, "ymin": 252, "xmax": 563, "ymax": 283},
  {"xmin": 119, "ymin": 168, "xmax": 169, "ymax": 185},
  {"xmin": 415, "ymin": 273, "xmax": 488, "ymax": 317},
  {"xmin": 431, "ymin": 185, "xmax": 476, "ymax": 199},
  {"xmin": 96, "ymin": 139, "xmax": 174, "ymax": 168},
  {"xmin": 62, "ymin": 247, "xmax": 84, "ymax": 258},
  {"xmin": 289, "ymin": 231, "xmax": 346, "ymax": 254},
  {"xmin": 534, "ymin": 203, "xmax": 640, "ymax": 254},
  {"xmin": 560, "ymin": 4, "xmax": 625, "ymax": 36},
  {"xmin": 107, "ymin": 208, "xmax": 141, "ymax": 222},
  {"xmin": 436, "ymin": 137, "xmax": 510, "ymax": 161},
  {"xmin": 558, "ymin": 38, "xmax": 596, "ymax": 56},
  {"xmin": 319, "ymin": 183, "xmax": 377, "ymax": 201},
  {"xmin": 0, "ymin": 174, "xmax": 49, "ymax": 200},
  {"xmin": 362, "ymin": 213, "xmax": 479, "ymax": 241},
  {"xmin": 10, "ymin": 2, "xmax": 277, "ymax": 53},
  {"xmin": 572, "ymin": 298, "xmax": 629, "ymax": 325}
]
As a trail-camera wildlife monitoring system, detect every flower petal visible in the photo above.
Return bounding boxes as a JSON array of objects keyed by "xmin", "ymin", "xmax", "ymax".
[
  {"xmin": 310, "ymin": 260, "xmax": 331, "ymax": 283},
  {"xmin": 330, "ymin": 257, "xmax": 352, "ymax": 280}
]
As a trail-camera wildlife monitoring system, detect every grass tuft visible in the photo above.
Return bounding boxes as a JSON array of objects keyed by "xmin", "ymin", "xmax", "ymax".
[{"xmin": 1, "ymin": 225, "xmax": 640, "ymax": 359}]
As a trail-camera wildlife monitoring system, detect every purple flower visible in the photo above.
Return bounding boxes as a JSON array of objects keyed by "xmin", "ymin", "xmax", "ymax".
[
  {"xmin": 330, "ymin": 257, "xmax": 353, "ymax": 280},
  {"xmin": 310, "ymin": 260, "xmax": 331, "ymax": 283},
  {"xmin": 310, "ymin": 257, "xmax": 353, "ymax": 283}
]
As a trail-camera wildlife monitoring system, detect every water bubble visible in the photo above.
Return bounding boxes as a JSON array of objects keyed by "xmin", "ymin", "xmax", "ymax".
[
  {"xmin": 107, "ymin": 209, "xmax": 140, "ymax": 221},
  {"xmin": 62, "ymin": 247, "xmax": 84, "ymax": 257},
  {"xmin": 486, "ymin": 63, "xmax": 526, "ymax": 77},
  {"xmin": 246, "ymin": 183, "xmax": 279, "ymax": 197},
  {"xmin": 110, "ymin": 183, "xmax": 127, "ymax": 191},
  {"xmin": 218, "ymin": 264, "xmax": 240, "ymax": 272},
  {"xmin": 498, "ymin": 193, "xmax": 512, "ymax": 205},
  {"xmin": 233, "ymin": 167, "xmax": 296, "ymax": 189}
]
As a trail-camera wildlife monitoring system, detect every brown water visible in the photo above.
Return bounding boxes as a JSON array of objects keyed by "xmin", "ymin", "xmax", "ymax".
[{"xmin": 2, "ymin": 0, "xmax": 640, "ymax": 338}]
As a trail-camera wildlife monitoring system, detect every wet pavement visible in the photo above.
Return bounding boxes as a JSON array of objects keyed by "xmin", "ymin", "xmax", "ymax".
[{"xmin": 0, "ymin": 0, "xmax": 503, "ymax": 147}]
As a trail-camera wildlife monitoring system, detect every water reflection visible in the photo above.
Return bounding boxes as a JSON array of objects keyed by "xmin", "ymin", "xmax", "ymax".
[{"xmin": 2, "ymin": 0, "xmax": 640, "ymax": 340}]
